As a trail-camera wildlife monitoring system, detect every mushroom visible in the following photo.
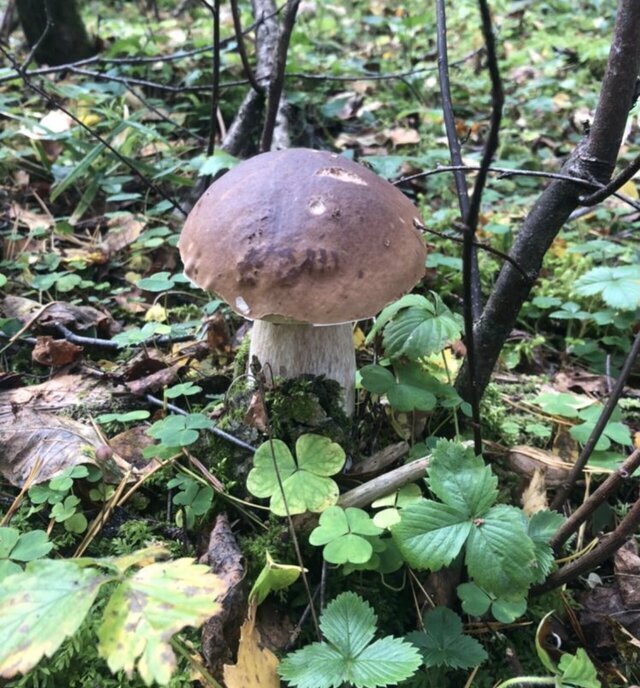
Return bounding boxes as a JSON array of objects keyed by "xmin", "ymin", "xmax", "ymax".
[{"xmin": 179, "ymin": 148, "xmax": 426, "ymax": 414}]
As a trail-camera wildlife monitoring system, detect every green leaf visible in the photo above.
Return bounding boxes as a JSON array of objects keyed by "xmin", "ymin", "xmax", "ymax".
[
  {"xmin": 533, "ymin": 392, "xmax": 591, "ymax": 418},
  {"xmin": 0, "ymin": 560, "xmax": 108, "ymax": 677},
  {"xmin": 380, "ymin": 294, "xmax": 463, "ymax": 360},
  {"xmin": 96, "ymin": 410, "xmax": 150, "ymax": 424},
  {"xmin": 10, "ymin": 531, "xmax": 53, "ymax": 562},
  {"xmin": 247, "ymin": 435, "xmax": 345, "ymax": 516},
  {"xmin": 359, "ymin": 364, "xmax": 395, "ymax": 395},
  {"xmin": 427, "ymin": 439, "xmax": 497, "ymax": 517},
  {"xmin": 407, "ymin": 607, "xmax": 487, "ymax": 669},
  {"xmin": 0, "ymin": 528, "xmax": 19, "ymax": 558},
  {"xmin": 249, "ymin": 553, "xmax": 303, "ymax": 606},
  {"xmin": 137, "ymin": 271, "xmax": 176, "ymax": 292},
  {"xmin": 97, "ymin": 558, "xmax": 224, "ymax": 686},
  {"xmin": 279, "ymin": 592, "xmax": 421, "ymax": 688},
  {"xmin": 387, "ymin": 362, "xmax": 437, "ymax": 412},
  {"xmin": 558, "ymin": 648, "xmax": 601, "ymax": 688},
  {"xmin": 147, "ymin": 413, "xmax": 213, "ymax": 448},
  {"xmin": 528, "ymin": 510, "xmax": 564, "ymax": 583},
  {"xmin": 310, "ymin": 507, "xmax": 382, "ymax": 565},
  {"xmin": 491, "ymin": 596, "xmax": 527, "ymax": 624},
  {"xmin": 457, "ymin": 582, "xmax": 491, "ymax": 617},
  {"xmin": 392, "ymin": 500, "xmax": 471, "ymax": 570},
  {"xmin": 574, "ymin": 265, "xmax": 640, "ymax": 310},
  {"xmin": 194, "ymin": 150, "xmax": 239, "ymax": 177},
  {"xmin": 465, "ymin": 505, "xmax": 536, "ymax": 596}
]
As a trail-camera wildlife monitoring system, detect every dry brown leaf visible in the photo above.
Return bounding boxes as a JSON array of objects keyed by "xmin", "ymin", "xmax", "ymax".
[
  {"xmin": 0, "ymin": 408, "xmax": 123, "ymax": 486},
  {"xmin": 206, "ymin": 312, "xmax": 232, "ymax": 353},
  {"xmin": 521, "ymin": 467, "xmax": 548, "ymax": 515},
  {"xmin": 100, "ymin": 215, "xmax": 146, "ymax": 255},
  {"xmin": 244, "ymin": 392, "xmax": 268, "ymax": 433},
  {"xmin": 32, "ymin": 336, "xmax": 83, "ymax": 366},
  {"xmin": 2, "ymin": 295, "xmax": 119, "ymax": 336},
  {"xmin": 0, "ymin": 374, "xmax": 117, "ymax": 418},
  {"xmin": 384, "ymin": 127, "xmax": 420, "ymax": 146},
  {"xmin": 223, "ymin": 610, "xmax": 280, "ymax": 688}
]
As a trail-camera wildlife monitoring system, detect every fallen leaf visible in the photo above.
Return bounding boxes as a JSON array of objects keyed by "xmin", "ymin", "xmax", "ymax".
[
  {"xmin": 206, "ymin": 312, "xmax": 232, "ymax": 353},
  {"xmin": 384, "ymin": 127, "xmax": 420, "ymax": 146},
  {"xmin": 32, "ymin": 336, "xmax": 83, "ymax": 366},
  {"xmin": 223, "ymin": 611, "xmax": 280, "ymax": 688},
  {"xmin": 0, "ymin": 408, "xmax": 122, "ymax": 486},
  {"xmin": 521, "ymin": 467, "xmax": 548, "ymax": 515},
  {"xmin": 245, "ymin": 392, "xmax": 268, "ymax": 433},
  {"xmin": 2, "ymin": 295, "xmax": 119, "ymax": 336},
  {"xmin": 100, "ymin": 215, "xmax": 146, "ymax": 255}
]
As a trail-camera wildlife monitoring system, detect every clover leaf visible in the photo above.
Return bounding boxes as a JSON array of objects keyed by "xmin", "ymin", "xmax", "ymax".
[
  {"xmin": 309, "ymin": 506, "xmax": 383, "ymax": 564},
  {"xmin": 279, "ymin": 592, "xmax": 421, "ymax": 688},
  {"xmin": 247, "ymin": 434, "xmax": 345, "ymax": 516},
  {"xmin": 0, "ymin": 528, "xmax": 53, "ymax": 581},
  {"xmin": 457, "ymin": 582, "xmax": 527, "ymax": 623},
  {"xmin": 147, "ymin": 413, "xmax": 214, "ymax": 448}
]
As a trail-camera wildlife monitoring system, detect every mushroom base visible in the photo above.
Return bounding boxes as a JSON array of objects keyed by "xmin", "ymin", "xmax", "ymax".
[{"xmin": 248, "ymin": 321, "xmax": 356, "ymax": 415}]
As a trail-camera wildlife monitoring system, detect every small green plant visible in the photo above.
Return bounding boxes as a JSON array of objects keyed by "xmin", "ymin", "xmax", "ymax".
[
  {"xmin": 406, "ymin": 606, "xmax": 487, "ymax": 670},
  {"xmin": 167, "ymin": 474, "xmax": 214, "ymax": 528},
  {"xmin": 146, "ymin": 412, "xmax": 214, "ymax": 448},
  {"xmin": 309, "ymin": 506, "xmax": 383, "ymax": 565},
  {"xmin": 27, "ymin": 465, "xmax": 101, "ymax": 534},
  {"xmin": 0, "ymin": 528, "xmax": 53, "ymax": 580},
  {"xmin": 279, "ymin": 592, "xmax": 421, "ymax": 688},
  {"xmin": 573, "ymin": 264, "xmax": 640, "ymax": 310},
  {"xmin": 0, "ymin": 546, "xmax": 224, "ymax": 686},
  {"xmin": 533, "ymin": 391, "xmax": 631, "ymax": 451},
  {"xmin": 360, "ymin": 293, "xmax": 469, "ymax": 415},
  {"xmin": 371, "ymin": 484, "xmax": 423, "ymax": 528},
  {"xmin": 246, "ymin": 434, "xmax": 345, "ymax": 516},
  {"xmin": 392, "ymin": 440, "xmax": 561, "ymax": 604}
]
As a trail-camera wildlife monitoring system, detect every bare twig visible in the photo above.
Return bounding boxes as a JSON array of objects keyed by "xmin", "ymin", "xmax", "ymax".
[
  {"xmin": 579, "ymin": 151, "xmax": 640, "ymax": 205},
  {"xmin": 550, "ymin": 449, "xmax": 640, "ymax": 551},
  {"xmin": 259, "ymin": 0, "xmax": 300, "ymax": 152},
  {"xmin": 434, "ymin": 0, "xmax": 479, "ymax": 318},
  {"xmin": 21, "ymin": 14, "xmax": 51, "ymax": 71},
  {"xmin": 414, "ymin": 219, "xmax": 530, "ymax": 280},
  {"xmin": 198, "ymin": 0, "xmax": 222, "ymax": 159},
  {"xmin": 396, "ymin": 163, "xmax": 640, "ymax": 212},
  {"xmin": 550, "ymin": 329, "xmax": 640, "ymax": 511},
  {"xmin": 534, "ymin": 495, "xmax": 640, "ymax": 594},
  {"xmin": 230, "ymin": 0, "xmax": 263, "ymax": 93}
]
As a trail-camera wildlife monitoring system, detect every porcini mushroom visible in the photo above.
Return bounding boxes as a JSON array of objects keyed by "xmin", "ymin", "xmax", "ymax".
[{"xmin": 179, "ymin": 148, "xmax": 426, "ymax": 414}]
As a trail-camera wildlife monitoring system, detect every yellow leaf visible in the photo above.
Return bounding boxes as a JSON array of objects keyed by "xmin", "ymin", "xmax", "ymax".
[
  {"xmin": 353, "ymin": 327, "xmax": 366, "ymax": 350},
  {"xmin": 619, "ymin": 179, "xmax": 639, "ymax": 200},
  {"xmin": 145, "ymin": 304, "xmax": 167, "ymax": 323},
  {"xmin": 223, "ymin": 609, "xmax": 280, "ymax": 688},
  {"xmin": 521, "ymin": 468, "xmax": 548, "ymax": 516}
]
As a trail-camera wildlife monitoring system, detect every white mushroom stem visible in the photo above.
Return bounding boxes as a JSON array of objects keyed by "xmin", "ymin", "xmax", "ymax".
[{"xmin": 248, "ymin": 321, "xmax": 356, "ymax": 415}]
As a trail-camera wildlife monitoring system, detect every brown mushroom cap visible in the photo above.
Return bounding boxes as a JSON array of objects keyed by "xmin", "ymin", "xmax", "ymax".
[{"xmin": 179, "ymin": 148, "xmax": 426, "ymax": 324}]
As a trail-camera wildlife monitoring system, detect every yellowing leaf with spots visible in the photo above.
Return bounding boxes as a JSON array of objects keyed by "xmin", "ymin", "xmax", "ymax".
[
  {"xmin": 224, "ymin": 612, "xmax": 280, "ymax": 688},
  {"xmin": 97, "ymin": 558, "xmax": 225, "ymax": 686},
  {"xmin": 0, "ymin": 560, "xmax": 108, "ymax": 678}
]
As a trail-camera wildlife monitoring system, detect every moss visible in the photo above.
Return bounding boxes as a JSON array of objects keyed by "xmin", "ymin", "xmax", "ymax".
[{"xmin": 266, "ymin": 375, "xmax": 353, "ymax": 451}]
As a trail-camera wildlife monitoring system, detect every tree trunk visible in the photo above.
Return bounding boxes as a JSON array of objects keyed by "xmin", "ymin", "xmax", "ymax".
[{"xmin": 16, "ymin": 0, "xmax": 95, "ymax": 66}]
